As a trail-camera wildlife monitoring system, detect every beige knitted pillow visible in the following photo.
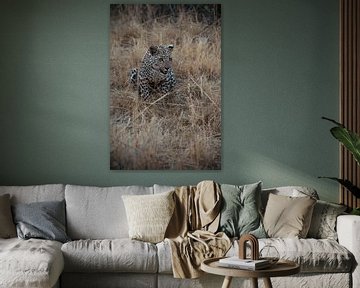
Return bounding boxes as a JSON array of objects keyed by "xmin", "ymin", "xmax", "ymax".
[
  {"xmin": 122, "ymin": 191, "xmax": 175, "ymax": 243},
  {"xmin": 263, "ymin": 193, "xmax": 316, "ymax": 238}
]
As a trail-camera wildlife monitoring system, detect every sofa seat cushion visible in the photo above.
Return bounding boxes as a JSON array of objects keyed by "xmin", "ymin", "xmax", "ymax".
[
  {"xmin": 61, "ymin": 239, "xmax": 158, "ymax": 273},
  {"xmin": 157, "ymin": 238, "xmax": 354, "ymax": 274},
  {"xmin": 229, "ymin": 238, "xmax": 354, "ymax": 273},
  {"xmin": 0, "ymin": 238, "xmax": 64, "ymax": 288}
]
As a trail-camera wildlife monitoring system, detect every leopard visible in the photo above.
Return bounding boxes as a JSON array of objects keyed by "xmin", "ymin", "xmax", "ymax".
[{"xmin": 129, "ymin": 44, "xmax": 176, "ymax": 100}]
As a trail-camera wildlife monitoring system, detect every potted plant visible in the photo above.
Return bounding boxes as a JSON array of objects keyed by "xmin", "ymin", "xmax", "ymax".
[{"xmin": 320, "ymin": 117, "xmax": 360, "ymax": 215}]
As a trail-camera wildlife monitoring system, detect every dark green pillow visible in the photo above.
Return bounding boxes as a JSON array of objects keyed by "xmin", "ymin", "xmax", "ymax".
[
  {"xmin": 12, "ymin": 200, "xmax": 70, "ymax": 243},
  {"xmin": 218, "ymin": 182, "xmax": 266, "ymax": 238}
]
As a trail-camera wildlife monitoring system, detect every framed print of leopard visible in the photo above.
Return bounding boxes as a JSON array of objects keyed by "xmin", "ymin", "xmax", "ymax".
[
  {"xmin": 110, "ymin": 4, "xmax": 221, "ymax": 170},
  {"xmin": 130, "ymin": 44, "xmax": 176, "ymax": 100}
]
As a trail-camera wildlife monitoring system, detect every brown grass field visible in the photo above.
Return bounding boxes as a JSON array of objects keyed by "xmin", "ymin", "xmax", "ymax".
[{"xmin": 110, "ymin": 5, "xmax": 221, "ymax": 170}]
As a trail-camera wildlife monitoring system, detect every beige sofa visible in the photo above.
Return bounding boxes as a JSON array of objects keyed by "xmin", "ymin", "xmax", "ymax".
[{"xmin": 0, "ymin": 184, "xmax": 359, "ymax": 288}]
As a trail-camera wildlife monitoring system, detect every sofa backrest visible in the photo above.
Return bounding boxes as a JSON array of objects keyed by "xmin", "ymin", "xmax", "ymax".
[
  {"xmin": 65, "ymin": 184, "xmax": 154, "ymax": 240},
  {"xmin": 153, "ymin": 184, "xmax": 175, "ymax": 194},
  {"xmin": 0, "ymin": 184, "xmax": 65, "ymax": 204}
]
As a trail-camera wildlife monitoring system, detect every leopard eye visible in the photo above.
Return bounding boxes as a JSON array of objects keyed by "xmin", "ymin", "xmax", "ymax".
[
  {"xmin": 169, "ymin": 57, "xmax": 172, "ymax": 61},
  {"xmin": 159, "ymin": 58, "xmax": 164, "ymax": 62}
]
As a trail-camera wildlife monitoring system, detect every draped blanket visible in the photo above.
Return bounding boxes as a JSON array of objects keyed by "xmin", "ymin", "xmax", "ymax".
[{"xmin": 165, "ymin": 181, "xmax": 231, "ymax": 278}]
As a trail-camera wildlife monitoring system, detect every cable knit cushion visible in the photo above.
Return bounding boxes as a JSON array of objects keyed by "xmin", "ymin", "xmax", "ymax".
[
  {"xmin": 0, "ymin": 238, "xmax": 64, "ymax": 288},
  {"xmin": 62, "ymin": 239, "xmax": 158, "ymax": 273},
  {"xmin": 263, "ymin": 193, "xmax": 316, "ymax": 238},
  {"xmin": 0, "ymin": 194, "xmax": 16, "ymax": 238},
  {"xmin": 122, "ymin": 191, "xmax": 175, "ymax": 243},
  {"xmin": 218, "ymin": 182, "xmax": 266, "ymax": 238},
  {"xmin": 307, "ymin": 200, "xmax": 347, "ymax": 240}
]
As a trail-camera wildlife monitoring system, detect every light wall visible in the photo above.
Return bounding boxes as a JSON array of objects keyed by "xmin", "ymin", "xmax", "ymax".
[{"xmin": 0, "ymin": 0, "xmax": 340, "ymax": 202}]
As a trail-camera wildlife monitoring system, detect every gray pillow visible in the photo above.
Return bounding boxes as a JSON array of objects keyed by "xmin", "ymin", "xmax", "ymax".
[
  {"xmin": 307, "ymin": 200, "xmax": 347, "ymax": 240},
  {"xmin": 12, "ymin": 200, "xmax": 70, "ymax": 243},
  {"xmin": 218, "ymin": 182, "xmax": 266, "ymax": 238}
]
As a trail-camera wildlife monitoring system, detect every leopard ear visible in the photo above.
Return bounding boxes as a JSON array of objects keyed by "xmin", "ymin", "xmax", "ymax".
[
  {"xmin": 168, "ymin": 44, "xmax": 174, "ymax": 50},
  {"xmin": 149, "ymin": 46, "xmax": 158, "ymax": 55}
]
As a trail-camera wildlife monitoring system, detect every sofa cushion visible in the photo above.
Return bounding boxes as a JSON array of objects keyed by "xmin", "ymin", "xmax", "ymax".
[
  {"xmin": 0, "ymin": 238, "xmax": 64, "ymax": 288},
  {"xmin": 158, "ymin": 237, "xmax": 353, "ymax": 274},
  {"xmin": 153, "ymin": 184, "xmax": 175, "ymax": 194},
  {"xmin": 156, "ymin": 240, "xmax": 173, "ymax": 274},
  {"xmin": 0, "ymin": 194, "xmax": 16, "ymax": 238},
  {"xmin": 61, "ymin": 239, "xmax": 158, "ymax": 273},
  {"xmin": 218, "ymin": 182, "xmax": 266, "ymax": 238},
  {"xmin": 261, "ymin": 186, "xmax": 319, "ymax": 213},
  {"xmin": 228, "ymin": 238, "xmax": 353, "ymax": 273},
  {"xmin": 122, "ymin": 191, "xmax": 175, "ymax": 243},
  {"xmin": 12, "ymin": 200, "xmax": 70, "ymax": 243},
  {"xmin": 0, "ymin": 184, "xmax": 65, "ymax": 204},
  {"xmin": 260, "ymin": 238, "xmax": 353, "ymax": 273},
  {"xmin": 307, "ymin": 200, "xmax": 347, "ymax": 240},
  {"xmin": 65, "ymin": 185, "xmax": 153, "ymax": 239},
  {"xmin": 263, "ymin": 193, "xmax": 316, "ymax": 238}
]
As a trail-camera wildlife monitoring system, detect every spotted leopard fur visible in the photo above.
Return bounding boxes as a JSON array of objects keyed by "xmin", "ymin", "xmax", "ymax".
[{"xmin": 129, "ymin": 44, "xmax": 176, "ymax": 100}]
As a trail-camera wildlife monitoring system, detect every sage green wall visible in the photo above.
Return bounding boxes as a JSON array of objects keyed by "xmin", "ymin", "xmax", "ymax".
[{"xmin": 0, "ymin": 0, "xmax": 339, "ymax": 202}]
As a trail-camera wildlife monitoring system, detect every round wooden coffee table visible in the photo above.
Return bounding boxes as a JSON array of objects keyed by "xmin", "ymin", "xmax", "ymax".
[{"xmin": 201, "ymin": 257, "xmax": 300, "ymax": 288}]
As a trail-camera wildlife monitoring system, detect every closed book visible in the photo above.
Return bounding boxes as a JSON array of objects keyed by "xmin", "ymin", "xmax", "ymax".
[{"xmin": 218, "ymin": 257, "xmax": 271, "ymax": 270}]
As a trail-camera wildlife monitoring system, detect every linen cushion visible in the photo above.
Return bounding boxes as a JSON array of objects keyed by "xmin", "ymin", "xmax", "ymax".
[
  {"xmin": 12, "ymin": 200, "xmax": 70, "ymax": 243},
  {"xmin": 0, "ymin": 238, "xmax": 64, "ymax": 288},
  {"xmin": 158, "ymin": 237, "xmax": 353, "ymax": 274},
  {"xmin": 65, "ymin": 185, "xmax": 153, "ymax": 239},
  {"xmin": 0, "ymin": 184, "xmax": 65, "ymax": 204},
  {"xmin": 122, "ymin": 191, "xmax": 175, "ymax": 243},
  {"xmin": 62, "ymin": 239, "xmax": 158, "ymax": 273},
  {"xmin": 263, "ymin": 193, "xmax": 316, "ymax": 238},
  {"xmin": 153, "ymin": 184, "xmax": 175, "ymax": 194},
  {"xmin": 308, "ymin": 200, "xmax": 347, "ymax": 240},
  {"xmin": 258, "ymin": 238, "xmax": 353, "ymax": 273},
  {"xmin": 218, "ymin": 182, "xmax": 266, "ymax": 238},
  {"xmin": 0, "ymin": 194, "xmax": 16, "ymax": 238}
]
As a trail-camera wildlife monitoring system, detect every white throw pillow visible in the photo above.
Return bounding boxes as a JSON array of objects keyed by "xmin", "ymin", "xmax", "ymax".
[{"xmin": 122, "ymin": 191, "xmax": 175, "ymax": 243}]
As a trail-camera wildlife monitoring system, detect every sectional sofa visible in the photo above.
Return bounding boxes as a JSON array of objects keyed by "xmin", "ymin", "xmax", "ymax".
[{"xmin": 0, "ymin": 183, "xmax": 359, "ymax": 288}]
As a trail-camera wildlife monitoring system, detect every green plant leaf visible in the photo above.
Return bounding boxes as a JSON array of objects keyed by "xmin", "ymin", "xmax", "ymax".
[
  {"xmin": 330, "ymin": 127, "xmax": 360, "ymax": 165},
  {"xmin": 351, "ymin": 208, "xmax": 360, "ymax": 215},
  {"xmin": 322, "ymin": 117, "xmax": 360, "ymax": 165},
  {"xmin": 318, "ymin": 177, "xmax": 360, "ymax": 198}
]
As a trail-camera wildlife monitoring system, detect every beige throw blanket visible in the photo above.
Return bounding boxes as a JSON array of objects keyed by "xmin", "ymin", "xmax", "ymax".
[{"xmin": 165, "ymin": 181, "xmax": 231, "ymax": 278}]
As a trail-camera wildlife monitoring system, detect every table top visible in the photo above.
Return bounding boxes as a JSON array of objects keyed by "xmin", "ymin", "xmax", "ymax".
[{"xmin": 201, "ymin": 257, "xmax": 300, "ymax": 278}]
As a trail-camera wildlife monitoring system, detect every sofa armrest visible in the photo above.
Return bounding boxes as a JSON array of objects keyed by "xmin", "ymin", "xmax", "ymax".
[{"xmin": 337, "ymin": 215, "xmax": 360, "ymax": 288}]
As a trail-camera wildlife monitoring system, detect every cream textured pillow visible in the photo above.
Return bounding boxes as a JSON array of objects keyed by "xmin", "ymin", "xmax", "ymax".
[
  {"xmin": 263, "ymin": 193, "xmax": 316, "ymax": 238},
  {"xmin": 122, "ymin": 191, "xmax": 175, "ymax": 243},
  {"xmin": 0, "ymin": 194, "xmax": 16, "ymax": 238}
]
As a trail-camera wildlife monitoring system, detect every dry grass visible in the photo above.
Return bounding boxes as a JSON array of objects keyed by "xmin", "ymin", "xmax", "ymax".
[{"xmin": 110, "ymin": 5, "xmax": 221, "ymax": 170}]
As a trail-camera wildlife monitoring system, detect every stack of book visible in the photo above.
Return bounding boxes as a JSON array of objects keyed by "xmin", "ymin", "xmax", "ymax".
[{"xmin": 218, "ymin": 257, "xmax": 271, "ymax": 270}]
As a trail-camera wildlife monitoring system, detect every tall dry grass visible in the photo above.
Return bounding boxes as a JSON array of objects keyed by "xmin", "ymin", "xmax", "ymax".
[{"xmin": 110, "ymin": 4, "xmax": 221, "ymax": 170}]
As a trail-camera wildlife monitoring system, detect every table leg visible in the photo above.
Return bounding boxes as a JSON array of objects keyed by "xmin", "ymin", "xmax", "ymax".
[
  {"xmin": 221, "ymin": 276, "xmax": 232, "ymax": 288},
  {"xmin": 263, "ymin": 277, "xmax": 273, "ymax": 288},
  {"xmin": 251, "ymin": 278, "xmax": 258, "ymax": 288}
]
